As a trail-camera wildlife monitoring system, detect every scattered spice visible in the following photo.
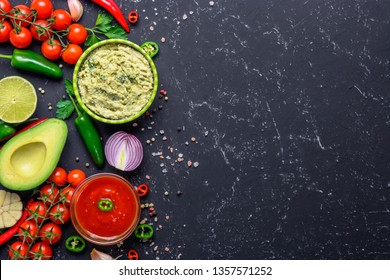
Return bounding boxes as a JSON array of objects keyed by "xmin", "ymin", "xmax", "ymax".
[
  {"xmin": 187, "ymin": 161, "xmax": 192, "ymax": 167},
  {"xmin": 164, "ymin": 191, "xmax": 169, "ymax": 196}
]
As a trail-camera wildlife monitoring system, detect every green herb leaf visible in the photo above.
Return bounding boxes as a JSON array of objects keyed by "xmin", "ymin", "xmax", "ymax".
[
  {"xmin": 96, "ymin": 12, "xmax": 113, "ymax": 33},
  {"xmin": 104, "ymin": 25, "xmax": 127, "ymax": 40},
  {"xmin": 85, "ymin": 33, "xmax": 102, "ymax": 47},
  {"xmin": 64, "ymin": 79, "xmax": 74, "ymax": 96},
  {"xmin": 56, "ymin": 99, "xmax": 74, "ymax": 120}
]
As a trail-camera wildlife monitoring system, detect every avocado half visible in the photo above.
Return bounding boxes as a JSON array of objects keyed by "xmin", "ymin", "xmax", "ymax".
[{"xmin": 0, "ymin": 118, "xmax": 68, "ymax": 191}]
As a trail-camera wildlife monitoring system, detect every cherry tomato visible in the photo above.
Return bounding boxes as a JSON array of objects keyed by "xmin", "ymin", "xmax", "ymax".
[
  {"xmin": 67, "ymin": 23, "xmax": 87, "ymax": 45},
  {"xmin": 52, "ymin": 9, "xmax": 71, "ymax": 31},
  {"xmin": 128, "ymin": 249, "xmax": 139, "ymax": 260},
  {"xmin": 137, "ymin": 184, "xmax": 149, "ymax": 197},
  {"xmin": 30, "ymin": 19, "xmax": 52, "ymax": 41},
  {"xmin": 39, "ymin": 223, "xmax": 62, "ymax": 245},
  {"xmin": 62, "ymin": 43, "xmax": 83, "ymax": 64},
  {"xmin": 40, "ymin": 184, "xmax": 60, "ymax": 205},
  {"xmin": 29, "ymin": 242, "xmax": 52, "ymax": 260},
  {"xmin": 41, "ymin": 38, "xmax": 62, "ymax": 60},
  {"xmin": 60, "ymin": 186, "xmax": 75, "ymax": 207},
  {"xmin": 8, "ymin": 241, "xmax": 29, "ymax": 260},
  {"xmin": 30, "ymin": 0, "xmax": 53, "ymax": 20},
  {"xmin": 0, "ymin": 20, "xmax": 12, "ymax": 42},
  {"xmin": 48, "ymin": 166, "xmax": 67, "ymax": 185},
  {"xmin": 67, "ymin": 169, "xmax": 86, "ymax": 187},
  {"xmin": 49, "ymin": 204, "xmax": 70, "ymax": 224},
  {"xmin": 18, "ymin": 220, "xmax": 38, "ymax": 243},
  {"xmin": 9, "ymin": 27, "xmax": 32, "ymax": 48},
  {"xmin": 0, "ymin": 0, "xmax": 12, "ymax": 20},
  {"xmin": 27, "ymin": 201, "xmax": 47, "ymax": 223},
  {"xmin": 10, "ymin": 5, "xmax": 33, "ymax": 27}
]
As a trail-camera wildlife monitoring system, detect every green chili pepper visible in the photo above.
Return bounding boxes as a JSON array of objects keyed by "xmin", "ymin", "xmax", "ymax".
[
  {"xmin": 0, "ymin": 121, "xmax": 16, "ymax": 142},
  {"xmin": 134, "ymin": 224, "xmax": 154, "ymax": 239},
  {"xmin": 65, "ymin": 82, "xmax": 105, "ymax": 168},
  {"xmin": 0, "ymin": 49, "xmax": 63, "ymax": 79},
  {"xmin": 140, "ymin": 41, "xmax": 159, "ymax": 58},
  {"xmin": 65, "ymin": 235, "xmax": 86, "ymax": 253},
  {"xmin": 98, "ymin": 199, "xmax": 114, "ymax": 211}
]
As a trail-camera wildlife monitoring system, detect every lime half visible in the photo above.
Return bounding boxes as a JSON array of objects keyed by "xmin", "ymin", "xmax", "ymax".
[{"xmin": 0, "ymin": 76, "xmax": 37, "ymax": 124}]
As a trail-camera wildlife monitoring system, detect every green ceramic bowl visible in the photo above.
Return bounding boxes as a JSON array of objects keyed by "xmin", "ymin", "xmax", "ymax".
[{"xmin": 73, "ymin": 39, "xmax": 158, "ymax": 124}]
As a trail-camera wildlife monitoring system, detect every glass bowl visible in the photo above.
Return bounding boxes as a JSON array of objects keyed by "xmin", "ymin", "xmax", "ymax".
[
  {"xmin": 73, "ymin": 39, "xmax": 158, "ymax": 124},
  {"xmin": 70, "ymin": 173, "xmax": 141, "ymax": 246}
]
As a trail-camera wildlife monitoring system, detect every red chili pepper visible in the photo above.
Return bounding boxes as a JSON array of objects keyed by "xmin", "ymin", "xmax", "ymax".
[
  {"xmin": 128, "ymin": 249, "xmax": 139, "ymax": 260},
  {"xmin": 137, "ymin": 184, "xmax": 149, "ymax": 197},
  {"xmin": 128, "ymin": 10, "xmax": 138, "ymax": 24},
  {"xmin": 91, "ymin": 0, "xmax": 130, "ymax": 32},
  {"xmin": 0, "ymin": 199, "xmax": 34, "ymax": 246},
  {"xmin": 16, "ymin": 118, "xmax": 48, "ymax": 136},
  {"xmin": 0, "ymin": 118, "xmax": 48, "ymax": 150}
]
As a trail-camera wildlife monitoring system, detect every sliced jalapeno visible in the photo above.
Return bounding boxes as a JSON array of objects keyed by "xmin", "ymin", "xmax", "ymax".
[
  {"xmin": 134, "ymin": 224, "xmax": 154, "ymax": 239},
  {"xmin": 65, "ymin": 235, "xmax": 86, "ymax": 253},
  {"xmin": 98, "ymin": 199, "xmax": 114, "ymax": 211},
  {"xmin": 141, "ymin": 41, "xmax": 159, "ymax": 58}
]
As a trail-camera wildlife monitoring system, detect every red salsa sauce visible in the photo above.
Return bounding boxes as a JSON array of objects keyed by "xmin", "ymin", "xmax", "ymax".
[{"xmin": 74, "ymin": 175, "xmax": 139, "ymax": 238}]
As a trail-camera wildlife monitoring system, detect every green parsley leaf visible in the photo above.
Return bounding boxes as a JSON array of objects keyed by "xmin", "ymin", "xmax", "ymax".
[
  {"xmin": 64, "ymin": 79, "xmax": 74, "ymax": 96},
  {"xmin": 56, "ymin": 99, "xmax": 74, "ymax": 120},
  {"xmin": 104, "ymin": 25, "xmax": 127, "ymax": 40},
  {"xmin": 96, "ymin": 12, "xmax": 113, "ymax": 33},
  {"xmin": 85, "ymin": 33, "xmax": 102, "ymax": 47}
]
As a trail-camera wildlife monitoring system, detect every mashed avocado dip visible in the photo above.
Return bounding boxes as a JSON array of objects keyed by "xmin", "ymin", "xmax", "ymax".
[{"xmin": 77, "ymin": 43, "xmax": 154, "ymax": 120}]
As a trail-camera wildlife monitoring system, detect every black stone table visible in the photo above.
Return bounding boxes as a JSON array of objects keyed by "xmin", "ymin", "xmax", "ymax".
[{"xmin": 1, "ymin": 0, "xmax": 390, "ymax": 260}]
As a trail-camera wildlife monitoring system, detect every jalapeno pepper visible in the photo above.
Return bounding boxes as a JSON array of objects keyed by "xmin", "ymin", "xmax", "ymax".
[
  {"xmin": 128, "ymin": 10, "xmax": 138, "ymax": 24},
  {"xmin": 65, "ymin": 235, "xmax": 86, "ymax": 253},
  {"xmin": 140, "ymin": 41, "xmax": 159, "ymax": 58},
  {"xmin": 137, "ymin": 184, "xmax": 149, "ymax": 197},
  {"xmin": 134, "ymin": 224, "xmax": 154, "ymax": 239},
  {"xmin": 128, "ymin": 249, "xmax": 139, "ymax": 260},
  {"xmin": 98, "ymin": 199, "xmax": 114, "ymax": 211},
  {"xmin": 65, "ymin": 82, "xmax": 105, "ymax": 168},
  {"xmin": 0, "ymin": 121, "xmax": 16, "ymax": 142},
  {"xmin": 0, "ymin": 49, "xmax": 63, "ymax": 79}
]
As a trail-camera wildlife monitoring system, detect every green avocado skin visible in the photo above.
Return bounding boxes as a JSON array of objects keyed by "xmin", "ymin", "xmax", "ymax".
[{"xmin": 0, "ymin": 119, "xmax": 68, "ymax": 191}]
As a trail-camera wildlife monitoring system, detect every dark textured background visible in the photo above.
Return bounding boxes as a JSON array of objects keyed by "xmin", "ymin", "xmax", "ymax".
[{"xmin": 1, "ymin": 0, "xmax": 390, "ymax": 260}]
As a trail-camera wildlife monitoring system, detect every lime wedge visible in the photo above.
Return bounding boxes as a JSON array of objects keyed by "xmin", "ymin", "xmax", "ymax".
[{"xmin": 0, "ymin": 76, "xmax": 37, "ymax": 124}]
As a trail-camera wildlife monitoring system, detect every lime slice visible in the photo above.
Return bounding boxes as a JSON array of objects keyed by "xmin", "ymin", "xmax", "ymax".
[{"xmin": 0, "ymin": 76, "xmax": 37, "ymax": 124}]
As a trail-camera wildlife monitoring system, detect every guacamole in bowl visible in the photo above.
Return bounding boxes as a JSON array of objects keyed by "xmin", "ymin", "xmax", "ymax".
[{"xmin": 73, "ymin": 39, "xmax": 158, "ymax": 124}]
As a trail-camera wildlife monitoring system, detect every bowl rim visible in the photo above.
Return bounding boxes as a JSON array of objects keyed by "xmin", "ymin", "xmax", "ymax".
[
  {"xmin": 70, "ymin": 173, "xmax": 141, "ymax": 246},
  {"xmin": 72, "ymin": 39, "xmax": 159, "ymax": 124}
]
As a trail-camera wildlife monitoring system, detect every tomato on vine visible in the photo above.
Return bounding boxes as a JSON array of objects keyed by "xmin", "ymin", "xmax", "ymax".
[
  {"xmin": 27, "ymin": 201, "xmax": 47, "ymax": 223},
  {"xmin": 8, "ymin": 241, "xmax": 29, "ymax": 260},
  {"xmin": 41, "ymin": 38, "xmax": 63, "ymax": 60},
  {"xmin": 49, "ymin": 204, "xmax": 70, "ymax": 224},
  {"xmin": 40, "ymin": 184, "xmax": 60, "ymax": 205},
  {"xmin": 30, "ymin": 19, "xmax": 52, "ymax": 41},
  {"xmin": 62, "ymin": 43, "xmax": 83, "ymax": 64},
  {"xmin": 0, "ymin": 0, "xmax": 12, "ymax": 20},
  {"xmin": 18, "ymin": 220, "xmax": 38, "ymax": 243},
  {"xmin": 30, "ymin": 0, "xmax": 53, "ymax": 20},
  {"xmin": 29, "ymin": 242, "xmax": 52, "ymax": 260},
  {"xmin": 52, "ymin": 9, "xmax": 71, "ymax": 31},
  {"xmin": 60, "ymin": 186, "xmax": 75, "ymax": 207},
  {"xmin": 9, "ymin": 27, "xmax": 32, "ymax": 48},
  {"xmin": 0, "ymin": 20, "xmax": 12, "ymax": 42},
  {"xmin": 39, "ymin": 223, "xmax": 62, "ymax": 245},
  {"xmin": 48, "ymin": 167, "xmax": 67, "ymax": 185},
  {"xmin": 10, "ymin": 5, "xmax": 33, "ymax": 27},
  {"xmin": 67, "ymin": 169, "xmax": 86, "ymax": 187},
  {"xmin": 67, "ymin": 23, "xmax": 88, "ymax": 45}
]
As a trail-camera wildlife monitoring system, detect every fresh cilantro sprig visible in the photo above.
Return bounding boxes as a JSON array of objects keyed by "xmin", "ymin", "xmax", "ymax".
[
  {"xmin": 85, "ymin": 12, "xmax": 127, "ymax": 46},
  {"xmin": 55, "ymin": 80, "xmax": 75, "ymax": 120}
]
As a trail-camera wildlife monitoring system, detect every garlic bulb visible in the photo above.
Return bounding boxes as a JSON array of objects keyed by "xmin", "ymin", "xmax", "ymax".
[{"xmin": 67, "ymin": 0, "xmax": 84, "ymax": 22}]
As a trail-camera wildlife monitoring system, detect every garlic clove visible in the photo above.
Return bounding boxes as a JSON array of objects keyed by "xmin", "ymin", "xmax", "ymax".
[{"xmin": 67, "ymin": 0, "xmax": 84, "ymax": 22}]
